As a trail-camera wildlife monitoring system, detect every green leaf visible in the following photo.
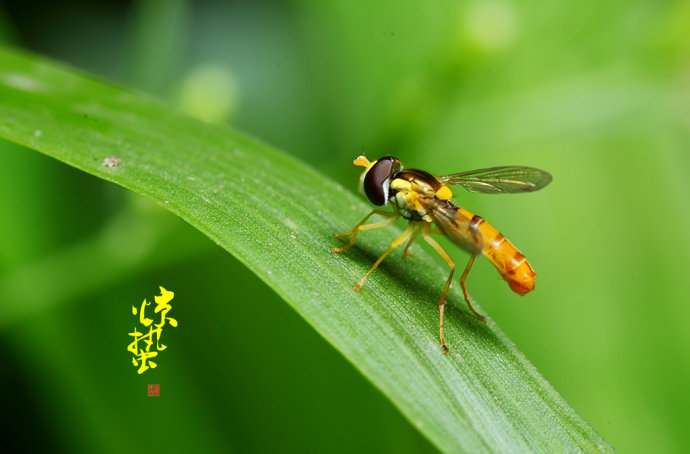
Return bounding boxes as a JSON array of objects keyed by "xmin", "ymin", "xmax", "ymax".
[{"xmin": 0, "ymin": 47, "xmax": 613, "ymax": 453}]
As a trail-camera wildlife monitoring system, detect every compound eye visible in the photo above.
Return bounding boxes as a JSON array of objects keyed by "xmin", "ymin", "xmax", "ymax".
[{"xmin": 363, "ymin": 158, "xmax": 394, "ymax": 206}]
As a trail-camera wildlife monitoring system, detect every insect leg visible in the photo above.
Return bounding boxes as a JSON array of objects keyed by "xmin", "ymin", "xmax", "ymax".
[
  {"xmin": 426, "ymin": 227, "xmax": 486, "ymax": 322},
  {"xmin": 460, "ymin": 256, "xmax": 486, "ymax": 322},
  {"xmin": 403, "ymin": 227, "xmax": 422, "ymax": 257},
  {"xmin": 421, "ymin": 231, "xmax": 454, "ymax": 354},
  {"xmin": 332, "ymin": 209, "xmax": 398, "ymax": 253},
  {"xmin": 354, "ymin": 224, "xmax": 416, "ymax": 291}
]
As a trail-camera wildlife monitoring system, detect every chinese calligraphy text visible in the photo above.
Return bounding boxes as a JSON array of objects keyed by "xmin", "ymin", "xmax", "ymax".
[{"xmin": 127, "ymin": 286, "xmax": 178, "ymax": 374}]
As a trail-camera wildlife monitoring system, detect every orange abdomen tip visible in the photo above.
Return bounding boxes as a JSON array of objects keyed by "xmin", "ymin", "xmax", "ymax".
[
  {"xmin": 476, "ymin": 216, "xmax": 537, "ymax": 295},
  {"xmin": 505, "ymin": 260, "xmax": 536, "ymax": 295}
]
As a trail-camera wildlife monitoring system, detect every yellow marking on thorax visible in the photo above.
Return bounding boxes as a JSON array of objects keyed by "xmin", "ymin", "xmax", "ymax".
[
  {"xmin": 394, "ymin": 188, "xmax": 432, "ymax": 222},
  {"xmin": 395, "ymin": 190, "xmax": 422, "ymax": 211},
  {"xmin": 435, "ymin": 185, "xmax": 452, "ymax": 200},
  {"xmin": 390, "ymin": 178, "xmax": 411, "ymax": 191},
  {"xmin": 408, "ymin": 192, "xmax": 422, "ymax": 211}
]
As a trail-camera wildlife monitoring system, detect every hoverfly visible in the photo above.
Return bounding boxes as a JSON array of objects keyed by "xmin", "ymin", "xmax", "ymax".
[{"xmin": 332, "ymin": 155, "xmax": 552, "ymax": 354}]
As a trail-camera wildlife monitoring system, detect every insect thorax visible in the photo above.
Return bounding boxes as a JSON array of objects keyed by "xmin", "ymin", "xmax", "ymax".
[
  {"xmin": 388, "ymin": 168, "xmax": 447, "ymax": 222},
  {"xmin": 390, "ymin": 189, "xmax": 429, "ymax": 221}
]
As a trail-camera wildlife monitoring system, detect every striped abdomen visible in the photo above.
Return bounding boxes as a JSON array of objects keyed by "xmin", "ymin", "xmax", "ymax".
[
  {"xmin": 462, "ymin": 208, "xmax": 536, "ymax": 295},
  {"xmin": 424, "ymin": 198, "xmax": 537, "ymax": 295}
]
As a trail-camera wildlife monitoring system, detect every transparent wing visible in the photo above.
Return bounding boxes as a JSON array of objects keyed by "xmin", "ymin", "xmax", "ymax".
[{"xmin": 438, "ymin": 166, "xmax": 552, "ymax": 194}]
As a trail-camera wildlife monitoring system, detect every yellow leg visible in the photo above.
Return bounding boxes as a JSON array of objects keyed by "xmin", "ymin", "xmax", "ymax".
[
  {"xmin": 403, "ymin": 227, "xmax": 422, "ymax": 257},
  {"xmin": 421, "ymin": 232, "xmax": 454, "ymax": 354},
  {"xmin": 459, "ymin": 255, "xmax": 485, "ymax": 322},
  {"xmin": 427, "ymin": 228, "xmax": 486, "ymax": 322},
  {"xmin": 423, "ymin": 228, "xmax": 487, "ymax": 354},
  {"xmin": 354, "ymin": 224, "xmax": 416, "ymax": 291},
  {"xmin": 332, "ymin": 209, "xmax": 399, "ymax": 253}
]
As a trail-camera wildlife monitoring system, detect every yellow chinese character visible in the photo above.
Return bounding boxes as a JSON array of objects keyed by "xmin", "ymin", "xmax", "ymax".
[
  {"xmin": 127, "ymin": 327, "xmax": 159, "ymax": 374},
  {"xmin": 132, "ymin": 299, "xmax": 154, "ymax": 326},
  {"xmin": 154, "ymin": 286, "xmax": 178, "ymax": 330},
  {"xmin": 128, "ymin": 286, "xmax": 177, "ymax": 374}
]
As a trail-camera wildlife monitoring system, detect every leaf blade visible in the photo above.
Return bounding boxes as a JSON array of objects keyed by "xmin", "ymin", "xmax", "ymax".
[{"xmin": 0, "ymin": 47, "xmax": 613, "ymax": 453}]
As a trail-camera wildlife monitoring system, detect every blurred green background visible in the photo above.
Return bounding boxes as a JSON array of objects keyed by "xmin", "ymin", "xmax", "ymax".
[{"xmin": 1, "ymin": 0, "xmax": 689, "ymax": 452}]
